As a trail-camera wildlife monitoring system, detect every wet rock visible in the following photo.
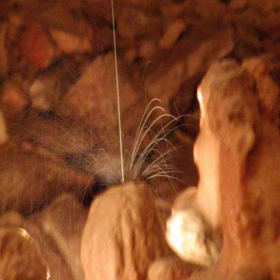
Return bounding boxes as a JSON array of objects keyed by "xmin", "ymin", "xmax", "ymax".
[
  {"xmin": 0, "ymin": 211, "xmax": 73, "ymax": 280},
  {"xmin": 0, "ymin": 226, "xmax": 49, "ymax": 280}
]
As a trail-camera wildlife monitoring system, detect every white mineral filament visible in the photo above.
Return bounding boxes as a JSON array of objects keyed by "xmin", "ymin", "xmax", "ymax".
[{"xmin": 166, "ymin": 209, "xmax": 218, "ymax": 268}]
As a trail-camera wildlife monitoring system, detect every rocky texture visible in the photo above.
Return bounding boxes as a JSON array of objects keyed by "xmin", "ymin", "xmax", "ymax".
[
  {"xmin": 0, "ymin": 142, "xmax": 92, "ymax": 213},
  {"xmin": 166, "ymin": 58, "xmax": 280, "ymax": 279},
  {"xmin": 81, "ymin": 182, "xmax": 170, "ymax": 280},
  {"xmin": 0, "ymin": 226, "xmax": 49, "ymax": 280},
  {"xmin": 31, "ymin": 194, "xmax": 88, "ymax": 280},
  {"xmin": 0, "ymin": 0, "xmax": 279, "ymax": 210},
  {"xmin": 0, "ymin": 0, "xmax": 279, "ymax": 278},
  {"xmin": 0, "ymin": 193, "xmax": 87, "ymax": 280},
  {"xmin": 148, "ymin": 256, "xmax": 201, "ymax": 280},
  {"xmin": 0, "ymin": 214, "xmax": 72, "ymax": 280},
  {"xmin": 166, "ymin": 208, "xmax": 220, "ymax": 268}
]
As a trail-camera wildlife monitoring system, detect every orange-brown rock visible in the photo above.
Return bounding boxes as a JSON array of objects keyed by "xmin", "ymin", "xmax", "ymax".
[
  {"xmin": 0, "ymin": 226, "xmax": 49, "ymax": 280},
  {"xmin": 81, "ymin": 182, "xmax": 170, "ymax": 280},
  {"xmin": 148, "ymin": 256, "xmax": 200, "ymax": 280},
  {"xmin": 166, "ymin": 57, "xmax": 280, "ymax": 280},
  {"xmin": 191, "ymin": 58, "xmax": 280, "ymax": 279}
]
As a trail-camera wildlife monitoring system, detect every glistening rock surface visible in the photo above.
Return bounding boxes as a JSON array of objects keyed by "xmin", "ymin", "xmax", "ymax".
[{"xmin": 166, "ymin": 58, "xmax": 280, "ymax": 279}]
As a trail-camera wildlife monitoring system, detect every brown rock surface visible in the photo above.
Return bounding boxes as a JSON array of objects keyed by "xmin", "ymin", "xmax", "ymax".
[
  {"xmin": 0, "ymin": 213, "xmax": 73, "ymax": 280},
  {"xmin": 31, "ymin": 193, "xmax": 88, "ymax": 280},
  {"xmin": 148, "ymin": 256, "xmax": 201, "ymax": 280},
  {"xmin": 0, "ymin": 0, "xmax": 280, "ymax": 278},
  {"xmin": 81, "ymin": 182, "xmax": 169, "ymax": 280},
  {"xmin": 173, "ymin": 59, "xmax": 280, "ymax": 279},
  {"xmin": 0, "ymin": 226, "xmax": 49, "ymax": 280}
]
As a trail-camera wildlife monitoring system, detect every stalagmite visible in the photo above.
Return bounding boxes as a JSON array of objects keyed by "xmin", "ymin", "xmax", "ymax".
[{"xmin": 167, "ymin": 58, "xmax": 280, "ymax": 279}]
